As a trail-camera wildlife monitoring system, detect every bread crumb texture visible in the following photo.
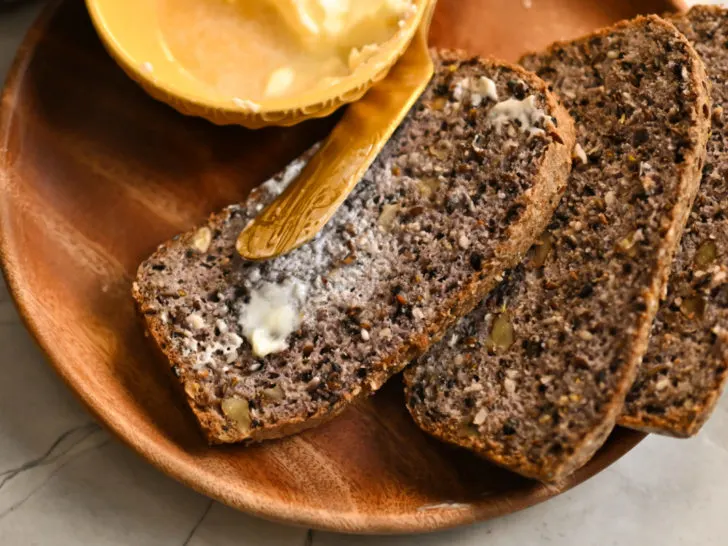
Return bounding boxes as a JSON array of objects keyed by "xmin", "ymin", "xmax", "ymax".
[
  {"xmin": 133, "ymin": 52, "xmax": 573, "ymax": 444},
  {"xmin": 405, "ymin": 16, "xmax": 711, "ymax": 481},
  {"xmin": 621, "ymin": 6, "xmax": 728, "ymax": 437}
]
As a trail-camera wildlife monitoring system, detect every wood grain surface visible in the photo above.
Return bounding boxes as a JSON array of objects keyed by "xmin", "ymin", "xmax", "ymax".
[{"xmin": 0, "ymin": 0, "xmax": 685, "ymax": 534}]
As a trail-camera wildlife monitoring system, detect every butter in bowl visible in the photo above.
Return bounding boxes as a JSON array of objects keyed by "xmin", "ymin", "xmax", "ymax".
[{"xmin": 86, "ymin": 0, "xmax": 427, "ymax": 127}]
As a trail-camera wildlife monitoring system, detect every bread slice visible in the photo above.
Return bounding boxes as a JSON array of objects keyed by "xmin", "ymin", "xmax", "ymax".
[
  {"xmin": 619, "ymin": 6, "xmax": 728, "ymax": 438},
  {"xmin": 133, "ymin": 51, "xmax": 575, "ymax": 445},
  {"xmin": 404, "ymin": 16, "xmax": 711, "ymax": 481}
]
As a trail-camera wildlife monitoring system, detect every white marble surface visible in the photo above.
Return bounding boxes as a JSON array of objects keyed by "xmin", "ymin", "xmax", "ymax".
[{"xmin": 1, "ymin": 1, "xmax": 727, "ymax": 544}]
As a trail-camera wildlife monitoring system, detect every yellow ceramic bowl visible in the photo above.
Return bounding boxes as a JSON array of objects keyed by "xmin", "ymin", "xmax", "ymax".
[{"xmin": 85, "ymin": 0, "xmax": 428, "ymax": 128}]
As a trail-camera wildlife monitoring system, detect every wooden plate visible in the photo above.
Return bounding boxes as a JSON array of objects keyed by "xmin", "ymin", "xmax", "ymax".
[{"xmin": 0, "ymin": 0, "xmax": 686, "ymax": 534}]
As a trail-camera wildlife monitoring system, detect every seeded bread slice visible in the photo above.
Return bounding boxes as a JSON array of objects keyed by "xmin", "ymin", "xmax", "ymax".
[
  {"xmin": 133, "ymin": 51, "xmax": 575, "ymax": 445},
  {"xmin": 619, "ymin": 6, "xmax": 728, "ymax": 438},
  {"xmin": 404, "ymin": 16, "xmax": 711, "ymax": 481}
]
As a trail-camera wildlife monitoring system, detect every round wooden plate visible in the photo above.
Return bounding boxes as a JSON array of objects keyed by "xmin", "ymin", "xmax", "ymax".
[{"xmin": 0, "ymin": 0, "xmax": 686, "ymax": 534}]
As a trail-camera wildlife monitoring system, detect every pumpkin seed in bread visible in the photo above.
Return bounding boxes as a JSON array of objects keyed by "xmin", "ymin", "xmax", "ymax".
[
  {"xmin": 133, "ymin": 51, "xmax": 575, "ymax": 445},
  {"xmin": 404, "ymin": 17, "xmax": 711, "ymax": 481}
]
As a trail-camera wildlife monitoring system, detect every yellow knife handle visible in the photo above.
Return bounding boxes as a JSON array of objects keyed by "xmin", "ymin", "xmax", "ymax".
[{"xmin": 236, "ymin": 21, "xmax": 434, "ymax": 261}]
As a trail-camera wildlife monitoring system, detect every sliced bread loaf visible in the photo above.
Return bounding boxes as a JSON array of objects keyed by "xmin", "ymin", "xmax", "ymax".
[
  {"xmin": 133, "ymin": 51, "xmax": 575, "ymax": 445},
  {"xmin": 620, "ymin": 6, "xmax": 728, "ymax": 437},
  {"xmin": 404, "ymin": 16, "xmax": 712, "ymax": 481}
]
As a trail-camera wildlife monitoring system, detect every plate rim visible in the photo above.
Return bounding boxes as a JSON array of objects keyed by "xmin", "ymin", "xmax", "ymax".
[{"xmin": 0, "ymin": 0, "xmax": 676, "ymax": 534}]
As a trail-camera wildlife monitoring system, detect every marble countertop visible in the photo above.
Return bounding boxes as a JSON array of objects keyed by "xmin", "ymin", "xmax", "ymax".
[{"xmin": 1, "ymin": 2, "xmax": 727, "ymax": 544}]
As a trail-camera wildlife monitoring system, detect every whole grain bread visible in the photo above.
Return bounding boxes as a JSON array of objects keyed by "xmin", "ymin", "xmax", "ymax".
[
  {"xmin": 619, "ymin": 6, "xmax": 728, "ymax": 438},
  {"xmin": 133, "ymin": 51, "xmax": 575, "ymax": 445},
  {"xmin": 404, "ymin": 16, "xmax": 711, "ymax": 481}
]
